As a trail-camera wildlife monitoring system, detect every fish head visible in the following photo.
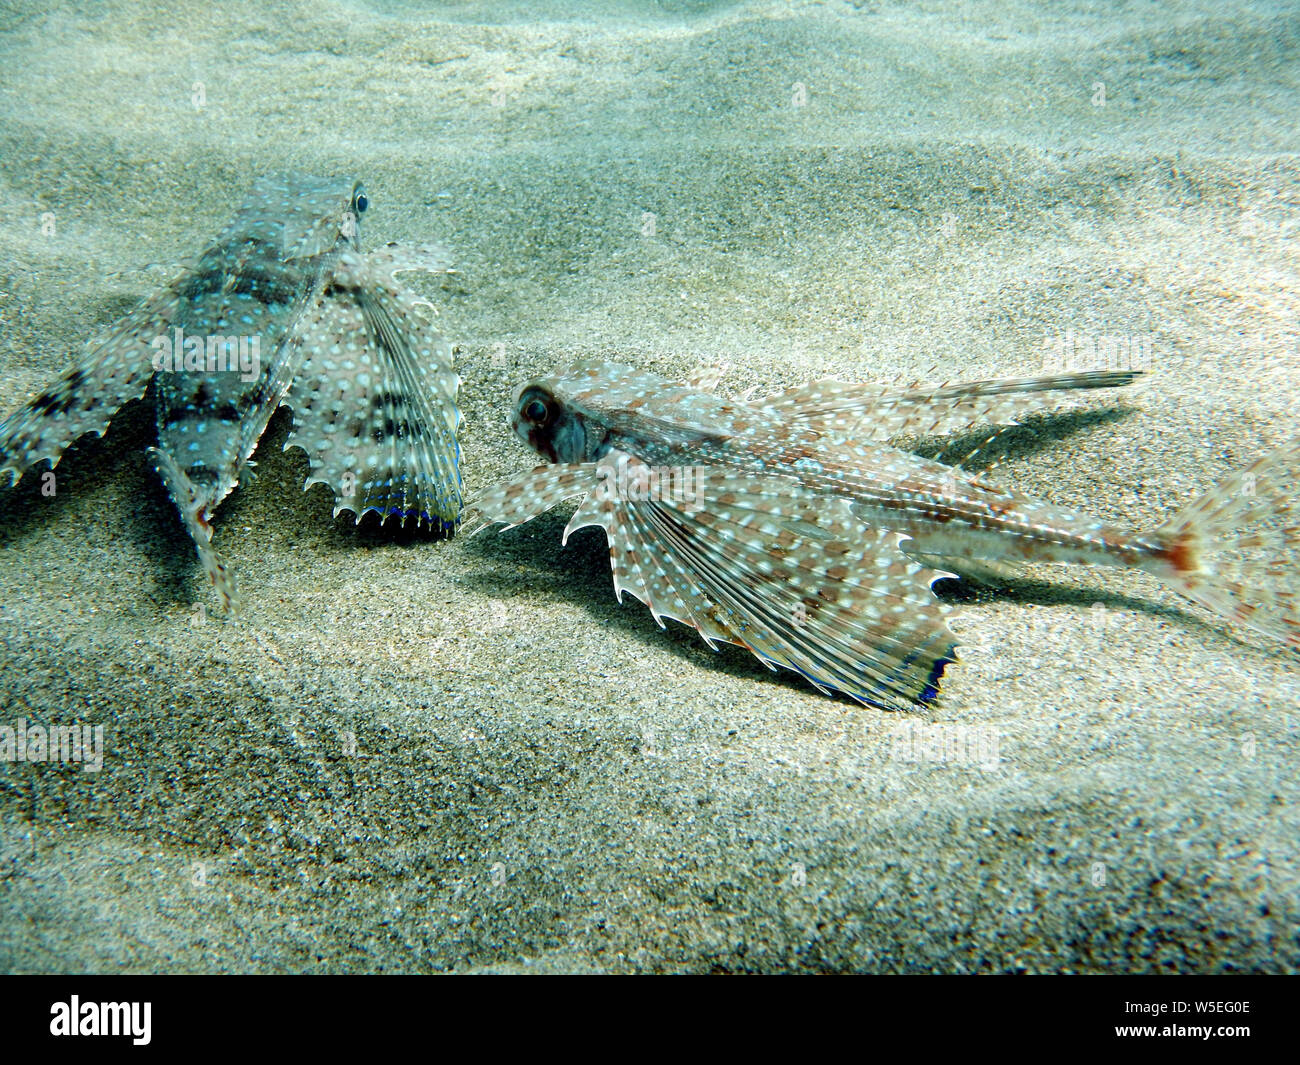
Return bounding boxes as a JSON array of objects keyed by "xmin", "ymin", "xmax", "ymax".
[
  {"xmin": 229, "ymin": 175, "xmax": 371, "ymax": 259},
  {"xmin": 320, "ymin": 178, "xmax": 368, "ymax": 254},
  {"xmin": 343, "ymin": 180, "xmax": 369, "ymax": 251},
  {"xmin": 511, "ymin": 376, "xmax": 606, "ymax": 463},
  {"xmin": 512, "ymin": 359, "xmax": 748, "ymax": 462}
]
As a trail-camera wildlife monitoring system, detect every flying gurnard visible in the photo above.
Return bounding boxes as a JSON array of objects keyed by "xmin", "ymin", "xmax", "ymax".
[
  {"xmin": 466, "ymin": 359, "xmax": 1298, "ymax": 709},
  {"xmin": 0, "ymin": 175, "xmax": 463, "ymax": 610}
]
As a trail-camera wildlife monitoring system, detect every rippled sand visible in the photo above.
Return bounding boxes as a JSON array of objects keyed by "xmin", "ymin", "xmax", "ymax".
[{"xmin": 0, "ymin": 0, "xmax": 1296, "ymax": 972}]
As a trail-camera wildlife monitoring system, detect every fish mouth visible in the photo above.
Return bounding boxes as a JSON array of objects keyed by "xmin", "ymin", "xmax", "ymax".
[
  {"xmin": 519, "ymin": 418, "xmax": 558, "ymax": 463},
  {"xmin": 506, "ymin": 402, "xmax": 553, "ymax": 462}
]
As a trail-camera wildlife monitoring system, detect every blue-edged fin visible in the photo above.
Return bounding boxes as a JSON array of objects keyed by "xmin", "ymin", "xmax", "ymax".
[
  {"xmin": 478, "ymin": 450, "xmax": 957, "ymax": 709},
  {"xmin": 279, "ymin": 247, "xmax": 462, "ymax": 529}
]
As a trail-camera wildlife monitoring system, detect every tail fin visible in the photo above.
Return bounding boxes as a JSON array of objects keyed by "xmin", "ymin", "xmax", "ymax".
[
  {"xmin": 1148, "ymin": 441, "xmax": 1300, "ymax": 651},
  {"xmin": 148, "ymin": 448, "xmax": 242, "ymax": 615}
]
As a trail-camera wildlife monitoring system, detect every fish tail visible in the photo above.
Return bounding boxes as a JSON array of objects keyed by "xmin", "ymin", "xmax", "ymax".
[
  {"xmin": 148, "ymin": 448, "xmax": 242, "ymax": 615},
  {"xmin": 1145, "ymin": 440, "xmax": 1300, "ymax": 651}
]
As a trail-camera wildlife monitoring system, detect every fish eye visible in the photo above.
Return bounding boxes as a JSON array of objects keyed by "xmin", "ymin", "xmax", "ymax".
[
  {"xmin": 352, "ymin": 188, "xmax": 368, "ymax": 214},
  {"xmin": 522, "ymin": 398, "xmax": 549, "ymax": 424}
]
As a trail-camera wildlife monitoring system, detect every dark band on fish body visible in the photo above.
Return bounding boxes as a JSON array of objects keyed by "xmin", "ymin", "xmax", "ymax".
[
  {"xmin": 31, "ymin": 388, "xmax": 81, "ymax": 417},
  {"xmin": 30, "ymin": 368, "xmax": 91, "ymax": 417},
  {"xmin": 180, "ymin": 257, "xmax": 307, "ymax": 309},
  {"xmin": 375, "ymin": 417, "xmax": 411, "ymax": 442}
]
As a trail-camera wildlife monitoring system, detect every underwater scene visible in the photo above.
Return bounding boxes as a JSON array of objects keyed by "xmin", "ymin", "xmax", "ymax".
[{"xmin": 0, "ymin": 0, "xmax": 1296, "ymax": 974}]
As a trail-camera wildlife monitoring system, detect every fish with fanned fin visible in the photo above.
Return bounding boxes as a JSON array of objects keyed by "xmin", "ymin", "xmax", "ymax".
[
  {"xmin": 0, "ymin": 174, "xmax": 463, "ymax": 611},
  {"xmin": 465, "ymin": 359, "xmax": 1298, "ymax": 709}
]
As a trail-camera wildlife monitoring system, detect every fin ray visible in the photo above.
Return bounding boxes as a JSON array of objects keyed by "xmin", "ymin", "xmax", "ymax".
[
  {"xmin": 461, "ymin": 462, "xmax": 596, "ymax": 535},
  {"xmin": 1150, "ymin": 439, "xmax": 1300, "ymax": 651},
  {"xmin": 763, "ymin": 371, "xmax": 1143, "ymax": 453},
  {"xmin": 520, "ymin": 451, "xmax": 957, "ymax": 708},
  {"xmin": 0, "ymin": 286, "xmax": 185, "ymax": 485},
  {"xmin": 280, "ymin": 250, "xmax": 462, "ymax": 528}
]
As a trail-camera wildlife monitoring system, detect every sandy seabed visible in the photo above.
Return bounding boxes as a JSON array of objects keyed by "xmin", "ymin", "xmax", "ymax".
[{"xmin": 0, "ymin": 0, "xmax": 1296, "ymax": 972}]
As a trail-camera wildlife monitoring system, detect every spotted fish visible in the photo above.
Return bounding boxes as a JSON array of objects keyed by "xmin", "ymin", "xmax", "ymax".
[
  {"xmin": 465, "ymin": 359, "xmax": 1298, "ymax": 709},
  {"xmin": 0, "ymin": 174, "xmax": 463, "ymax": 610}
]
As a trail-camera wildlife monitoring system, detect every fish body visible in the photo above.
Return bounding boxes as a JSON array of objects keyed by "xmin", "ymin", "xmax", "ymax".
[
  {"xmin": 471, "ymin": 358, "xmax": 1298, "ymax": 709},
  {"xmin": 0, "ymin": 175, "xmax": 463, "ymax": 609},
  {"xmin": 520, "ymin": 360, "xmax": 1170, "ymax": 572}
]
